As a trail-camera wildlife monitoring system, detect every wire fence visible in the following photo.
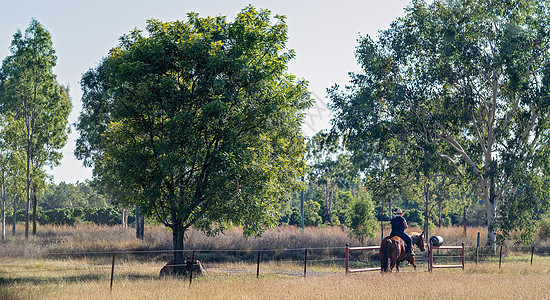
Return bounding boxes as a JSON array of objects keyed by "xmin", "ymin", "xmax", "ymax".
[{"xmin": 3, "ymin": 240, "xmax": 550, "ymax": 292}]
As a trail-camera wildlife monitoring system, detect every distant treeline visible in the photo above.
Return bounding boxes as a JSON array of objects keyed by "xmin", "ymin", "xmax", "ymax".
[{"xmin": 7, "ymin": 207, "xmax": 132, "ymax": 227}]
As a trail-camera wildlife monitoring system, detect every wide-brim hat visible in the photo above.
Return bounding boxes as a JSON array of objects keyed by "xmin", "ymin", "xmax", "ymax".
[{"xmin": 394, "ymin": 209, "xmax": 404, "ymax": 215}]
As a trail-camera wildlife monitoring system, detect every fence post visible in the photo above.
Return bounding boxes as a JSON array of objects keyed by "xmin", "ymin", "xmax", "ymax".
[
  {"xmin": 303, "ymin": 248, "xmax": 308, "ymax": 278},
  {"xmin": 256, "ymin": 251, "xmax": 261, "ymax": 279},
  {"xmin": 428, "ymin": 245, "xmax": 433, "ymax": 272},
  {"xmin": 110, "ymin": 252, "xmax": 116, "ymax": 292},
  {"xmin": 476, "ymin": 232, "xmax": 480, "ymax": 265},
  {"xmin": 461, "ymin": 243, "xmax": 465, "ymax": 270},
  {"xmin": 499, "ymin": 246, "xmax": 502, "ymax": 269},
  {"xmin": 345, "ymin": 243, "xmax": 349, "ymax": 275},
  {"xmin": 530, "ymin": 246, "xmax": 535, "ymax": 265},
  {"xmin": 189, "ymin": 250, "xmax": 195, "ymax": 287}
]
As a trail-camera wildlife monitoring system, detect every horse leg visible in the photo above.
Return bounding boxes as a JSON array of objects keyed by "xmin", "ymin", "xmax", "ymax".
[
  {"xmin": 395, "ymin": 261, "xmax": 400, "ymax": 272},
  {"xmin": 406, "ymin": 256, "xmax": 417, "ymax": 270},
  {"xmin": 389, "ymin": 257, "xmax": 396, "ymax": 273}
]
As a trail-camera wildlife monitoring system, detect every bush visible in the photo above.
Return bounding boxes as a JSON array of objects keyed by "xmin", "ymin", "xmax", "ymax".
[{"xmin": 539, "ymin": 217, "xmax": 550, "ymax": 240}]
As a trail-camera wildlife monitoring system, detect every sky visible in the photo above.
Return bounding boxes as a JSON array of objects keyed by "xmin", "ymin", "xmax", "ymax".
[{"xmin": 0, "ymin": 0, "xmax": 412, "ymax": 184}]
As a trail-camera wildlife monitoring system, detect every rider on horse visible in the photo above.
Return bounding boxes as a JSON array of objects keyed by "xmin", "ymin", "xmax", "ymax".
[{"xmin": 390, "ymin": 209, "xmax": 414, "ymax": 257}]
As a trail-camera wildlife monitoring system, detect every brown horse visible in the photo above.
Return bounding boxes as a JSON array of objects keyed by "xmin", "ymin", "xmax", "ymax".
[{"xmin": 380, "ymin": 232, "xmax": 425, "ymax": 272}]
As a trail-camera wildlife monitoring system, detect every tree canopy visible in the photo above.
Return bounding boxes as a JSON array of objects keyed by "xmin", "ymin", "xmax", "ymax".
[
  {"xmin": 75, "ymin": 6, "xmax": 312, "ymax": 268},
  {"xmin": 330, "ymin": 0, "xmax": 550, "ymax": 247}
]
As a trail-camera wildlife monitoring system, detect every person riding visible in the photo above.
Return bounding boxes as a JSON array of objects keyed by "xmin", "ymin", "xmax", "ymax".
[{"xmin": 390, "ymin": 209, "xmax": 414, "ymax": 257}]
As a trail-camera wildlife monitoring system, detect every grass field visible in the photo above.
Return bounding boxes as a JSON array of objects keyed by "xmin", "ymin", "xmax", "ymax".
[
  {"xmin": 1, "ymin": 224, "xmax": 550, "ymax": 299},
  {"xmin": 1, "ymin": 257, "xmax": 550, "ymax": 299}
]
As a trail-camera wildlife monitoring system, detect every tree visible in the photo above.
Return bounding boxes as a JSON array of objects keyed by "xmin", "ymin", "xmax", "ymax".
[
  {"xmin": 1, "ymin": 19, "xmax": 71, "ymax": 237},
  {"xmin": 330, "ymin": 0, "xmax": 550, "ymax": 249},
  {"xmin": 348, "ymin": 188, "xmax": 377, "ymax": 245},
  {"xmin": 75, "ymin": 6, "xmax": 312, "ymax": 272}
]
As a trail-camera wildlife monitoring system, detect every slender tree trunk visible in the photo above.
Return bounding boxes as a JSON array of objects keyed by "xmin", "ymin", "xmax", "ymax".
[
  {"xmin": 122, "ymin": 207, "xmax": 128, "ymax": 229},
  {"xmin": 32, "ymin": 192, "xmax": 37, "ymax": 236},
  {"xmin": 388, "ymin": 198, "xmax": 393, "ymax": 222},
  {"xmin": 380, "ymin": 200, "xmax": 384, "ymax": 242},
  {"xmin": 1, "ymin": 176, "xmax": 5, "ymax": 240},
  {"xmin": 12, "ymin": 194, "xmax": 17, "ymax": 236},
  {"xmin": 438, "ymin": 200, "xmax": 442, "ymax": 229},
  {"xmin": 463, "ymin": 206, "xmax": 467, "ymax": 237},
  {"xmin": 424, "ymin": 183, "xmax": 430, "ymax": 241},
  {"xmin": 135, "ymin": 205, "xmax": 140, "ymax": 239},
  {"xmin": 139, "ymin": 214, "xmax": 145, "ymax": 239},
  {"xmin": 324, "ymin": 181, "xmax": 335, "ymax": 224},
  {"xmin": 25, "ymin": 147, "xmax": 30, "ymax": 239}
]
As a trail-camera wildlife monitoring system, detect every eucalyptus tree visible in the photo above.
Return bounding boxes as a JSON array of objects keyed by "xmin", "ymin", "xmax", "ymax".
[
  {"xmin": 1, "ymin": 19, "xmax": 71, "ymax": 237},
  {"xmin": 330, "ymin": 0, "xmax": 550, "ymax": 249},
  {"xmin": 75, "ymin": 6, "xmax": 312, "ymax": 271}
]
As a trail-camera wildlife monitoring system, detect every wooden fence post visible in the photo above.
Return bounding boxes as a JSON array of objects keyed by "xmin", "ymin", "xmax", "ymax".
[
  {"xmin": 256, "ymin": 251, "xmax": 261, "ymax": 279},
  {"xmin": 499, "ymin": 246, "xmax": 502, "ymax": 269},
  {"xmin": 303, "ymin": 248, "xmax": 308, "ymax": 278},
  {"xmin": 345, "ymin": 243, "xmax": 349, "ymax": 275},
  {"xmin": 110, "ymin": 253, "xmax": 116, "ymax": 292},
  {"xmin": 476, "ymin": 232, "xmax": 480, "ymax": 265}
]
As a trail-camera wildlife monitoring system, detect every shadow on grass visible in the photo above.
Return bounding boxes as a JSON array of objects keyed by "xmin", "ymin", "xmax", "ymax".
[{"xmin": 0, "ymin": 272, "xmax": 156, "ymax": 286}]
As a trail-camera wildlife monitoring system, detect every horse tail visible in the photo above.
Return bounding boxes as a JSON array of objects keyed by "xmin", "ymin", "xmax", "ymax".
[{"xmin": 380, "ymin": 239, "xmax": 390, "ymax": 272}]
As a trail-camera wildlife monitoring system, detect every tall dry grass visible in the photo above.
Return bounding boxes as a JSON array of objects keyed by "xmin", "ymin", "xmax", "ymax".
[
  {"xmin": 2, "ymin": 224, "xmax": 548, "ymax": 259},
  {"xmin": 1, "ymin": 256, "xmax": 549, "ymax": 299}
]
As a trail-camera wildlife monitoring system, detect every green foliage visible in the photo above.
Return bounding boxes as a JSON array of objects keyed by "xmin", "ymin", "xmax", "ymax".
[
  {"xmin": 329, "ymin": 0, "xmax": 550, "ymax": 247},
  {"xmin": 405, "ymin": 209, "xmax": 423, "ymax": 225},
  {"xmin": 0, "ymin": 19, "xmax": 72, "ymax": 233},
  {"xmin": 303, "ymin": 200, "xmax": 322, "ymax": 226},
  {"xmin": 348, "ymin": 191, "xmax": 377, "ymax": 242},
  {"xmin": 539, "ymin": 215, "xmax": 550, "ymax": 241},
  {"xmin": 75, "ymin": 5, "xmax": 312, "ymax": 258},
  {"xmin": 39, "ymin": 181, "xmax": 108, "ymax": 210},
  {"xmin": 9, "ymin": 207, "xmax": 127, "ymax": 226}
]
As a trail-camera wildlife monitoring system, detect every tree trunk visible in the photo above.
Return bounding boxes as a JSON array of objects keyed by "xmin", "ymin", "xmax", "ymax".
[
  {"xmin": 486, "ymin": 197, "xmax": 497, "ymax": 252},
  {"xmin": 139, "ymin": 214, "xmax": 145, "ymax": 239},
  {"xmin": 424, "ymin": 183, "xmax": 430, "ymax": 242},
  {"xmin": 25, "ymin": 145, "xmax": 30, "ymax": 239},
  {"xmin": 463, "ymin": 206, "xmax": 467, "ymax": 237},
  {"xmin": 388, "ymin": 198, "xmax": 393, "ymax": 221},
  {"xmin": 1, "ymin": 176, "xmax": 5, "ymax": 241},
  {"xmin": 12, "ymin": 194, "xmax": 16, "ymax": 236},
  {"xmin": 172, "ymin": 223, "xmax": 185, "ymax": 275},
  {"xmin": 122, "ymin": 207, "xmax": 128, "ymax": 229},
  {"xmin": 135, "ymin": 205, "xmax": 140, "ymax": 239},
  {"xmin": 438, "ymin": 199, "xmax": 442, "ymax": 229},
  {"xmin": 324, "ymin": 181, "xmax": 335, "ymax": 224},
  {"xmin": 380, "ymin": 200, "xmax": 384, "ymax": 242},
  {"xmin": 32, "ymin": 192, "xmax": 37, "ymax": 236},
  {"xmin": 481, "ymin": 175, "xmax": 498, "ymax": 252}
]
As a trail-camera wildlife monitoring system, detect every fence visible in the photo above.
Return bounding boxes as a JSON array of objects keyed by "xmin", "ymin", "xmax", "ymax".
[
  {"xmin": 428, "ymin": 243, "xmax": 465, "ymax": 271},
  {"xmin": 344, "ymin": 244, "xmax": 381, "ymax": 274},
  {"xmin": 5, "ymin": 239, "xmax": 550, "ymax": 293}
]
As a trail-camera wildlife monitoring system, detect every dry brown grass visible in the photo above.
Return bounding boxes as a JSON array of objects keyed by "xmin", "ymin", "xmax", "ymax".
[
  {"xmin": 1, "ymin": 257, "xmax": 549, "ymax": 299},
  {"xmin": 2, "ymin": 224, "xmax": 550, "ymax": 299}
]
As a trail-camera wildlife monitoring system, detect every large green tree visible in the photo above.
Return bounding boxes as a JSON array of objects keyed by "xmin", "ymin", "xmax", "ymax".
[
  {"xmin": 330, "ymin": 0, "xmax": 550, "ymax": 249},
  {"xmin": 75, "ymin": 6, "xmax": 312, "ymax": 270},
  {"xmin": 0, "ymin": 19, "xmax": 71, "ymax": 237}
]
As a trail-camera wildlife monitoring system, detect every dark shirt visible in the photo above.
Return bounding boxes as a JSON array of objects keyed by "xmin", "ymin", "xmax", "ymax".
[{"xmin": 390, "ymin": 215, "xmax": 406, "ymax": 233}]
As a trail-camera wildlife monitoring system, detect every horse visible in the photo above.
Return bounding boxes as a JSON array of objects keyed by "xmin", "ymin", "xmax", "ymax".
[{"xmin": 380, "ymin": 231, "xmax": 426, "ymax": 272}]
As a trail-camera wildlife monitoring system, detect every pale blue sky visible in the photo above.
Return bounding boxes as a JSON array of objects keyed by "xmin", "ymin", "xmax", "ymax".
[{"xmin": 0, "ymin": 0, "xmax": 412, "ymax": 183}]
